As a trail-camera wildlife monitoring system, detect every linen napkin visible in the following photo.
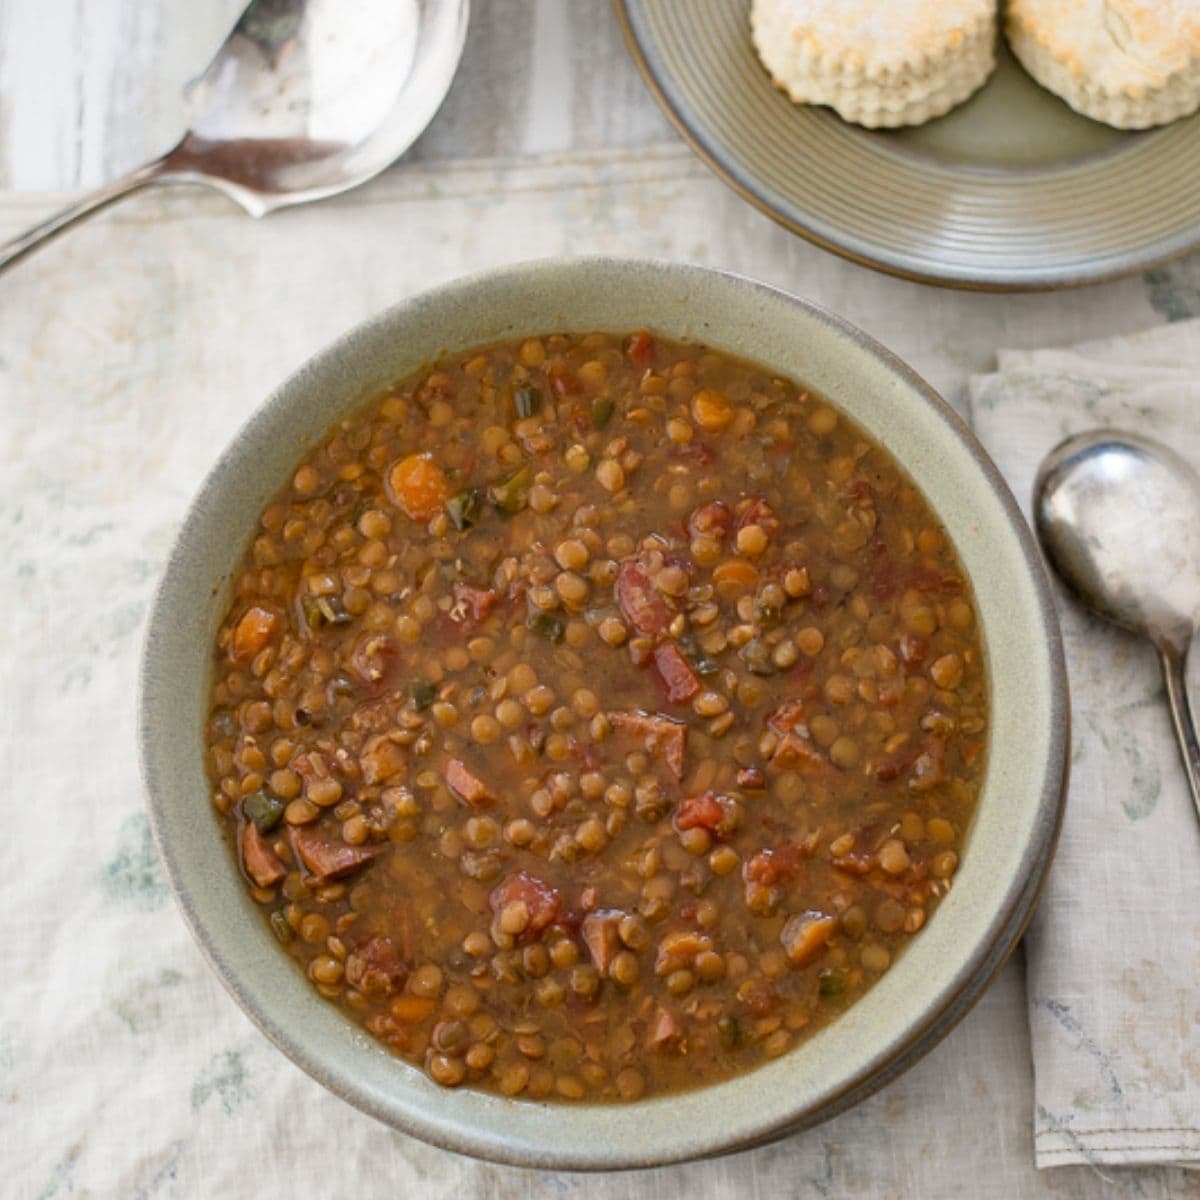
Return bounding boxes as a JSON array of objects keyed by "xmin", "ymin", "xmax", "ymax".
[{"xmin": 970, "ymin": 319, "xmax": 1200, "ymax": 1170}]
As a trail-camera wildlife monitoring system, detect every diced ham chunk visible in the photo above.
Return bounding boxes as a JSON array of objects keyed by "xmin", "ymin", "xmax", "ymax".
[
  {"xmin": 646, "ymin": 1005, "xmax": 682, "ymax": 1050},
  {"xmin": 241, "ymin": 822, "xmax": 285, "ymax": 888},
  {"xmin": 652, "ymin": 642, "xmax": 700, "ymax": 703},
  {"xmin": 674, "ymin": 791, "xmax": 736, "ymax": 838},
  {"xmin": 772, "ymin": 732, "xmax": 828, "ymax": 771},
  {"xmin": 780, "ymin": 911, "xmax": 837, "ymax": 967},
  {"xmin": 489, "ymin": 871, "xmax": 561, "ymax": 935},
  {"xmin": 345, "ymin": 935, "xmax": 407, "ymax": 996},
  {"xmin": 451, "ymin": 581, "xmax": 498, "ymax": 624},
  {"xmin": 289, "ymin": 827, "xmax": 383, "ymax": 882},
  {"xmin": 615, "ymin": 561, "xmax": 671, "ymax": 635},
  {"xmin": 608, "ymin": 710, "xmax": 687, "ymax": 780},
  {"xmin": 444, "ymin": 758, "xmax": 495, "ymax": 807},
  {"xmin": 230, "ymin": 606, "xmax": 278, "ymax": 662},
  {"xmin": 582, "ymin": 910, "xmax": 624, "ymax": 976},
  {"xmin": 360, "ymin": 735, "xmax": 406, "ymax": 785}
]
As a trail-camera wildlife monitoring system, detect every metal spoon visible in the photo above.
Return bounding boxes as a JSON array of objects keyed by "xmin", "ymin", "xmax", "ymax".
[
  {"xmin": 1034, "ymin": 429, "xmax": 1200, "ymax": 827},
  {"xmin": 0, "ymin": 0, "xmax": 468, "ymax": 274}
]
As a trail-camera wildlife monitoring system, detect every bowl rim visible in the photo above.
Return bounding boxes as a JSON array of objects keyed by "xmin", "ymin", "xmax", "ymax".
[{"xmin": 140, "ymin": 255, "xmax": 1068, "ymax": 1170}]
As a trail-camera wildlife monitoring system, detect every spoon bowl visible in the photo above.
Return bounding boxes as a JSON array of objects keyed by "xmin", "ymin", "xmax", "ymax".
[
  {"xmin": 1034, "ymin": 428, "xmax": 1200, "ymax": 825},
  {"xmin": 0, "ymin": 0, "xmax": 469, "ymax": 270}
]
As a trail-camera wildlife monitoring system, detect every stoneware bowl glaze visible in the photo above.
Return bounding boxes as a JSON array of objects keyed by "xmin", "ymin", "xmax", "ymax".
[{"xmin": 140, "ymin": 257, "xmax": 1068, "ymax": 1169}]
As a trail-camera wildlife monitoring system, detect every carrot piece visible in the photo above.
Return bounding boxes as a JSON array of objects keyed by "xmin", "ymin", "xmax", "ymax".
[
  {"xmin": 387, "ymin": 453, "xmax": 450, "ymax": 521},
  {"xmin": 712, "ymin": 560, "xmax": 759, "ymax": 587},
  {"xmin": 780, "ymin": 911, "xmax": 836, "ymax": 967},
  {"xmin": 390, "ymin": 995, "xmax": 436, "ymax": 1023},
  {"xmin": 445, "ymin": 758, "xmax": 495, "ymax": 807},
  {"xmin": 241, "ymin": 822, "xmax": 285, "ymax": 887},
  {"xmin": 691, "ymin": 389, "xmax": 733, "ymax": 432},
  {"xmin": 230, "ymin": 606, "xmax": 278, "ymax": 662}
]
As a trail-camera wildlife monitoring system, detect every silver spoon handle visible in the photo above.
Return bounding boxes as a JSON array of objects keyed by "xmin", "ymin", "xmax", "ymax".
[
  {"xmin": 1160, "ymin": 642, "xmax": 1200, "ymax": 829},
  {"xmin": 0, "ymin": 157, "xmax": 175, "ymax": 275}
]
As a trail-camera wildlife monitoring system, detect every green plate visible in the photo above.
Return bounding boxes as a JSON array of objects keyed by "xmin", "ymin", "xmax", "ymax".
[{"xmin": 616, "ymin": 0, "xmax": 1200, "ymax": 290}]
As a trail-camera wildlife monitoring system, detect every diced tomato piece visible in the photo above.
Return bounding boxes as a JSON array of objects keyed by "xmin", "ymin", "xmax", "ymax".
[
  {"xmin": 231, "ymin": 606, "xmax": 278, "ymax": 662},
  {"xmin": 489, "ymin": 871, "xmax": 560, "ymax": 934},
  {"xmin": 744, "ymin": 845, "xmax": 804, "ymax": 886},
  {"xmin": 627, "ymin": 331, "xmax": 656, "ymax": 368},
  {"xmin": 909, "ymin": 566, "xmax": 963, "ymax": 595},
  {"xmin": 241, "ymin": 822, "xmax": 285, "ymax": 887},
  {"xmin": 451, "ymin": 581, "xmax": 498, "ymax": 624},
  {"xmin": 444, "ymin": 758, "xmax": 495, "ymax": 807},
  {"xmin": 736, "ymin": 497, "xmax": 779, "ymax": 534},
  {"xmin": 674, "ymin": 791, "xmax": 736, "ymax": 838},
  {"xmin": 609, "ymin": 710, "xmax": 687, "ymax": 780},
  {"xmin": 652, "ymin": 642, "xmax": 700, "ymax": 703},
  {"xmin": 289, "ymin": 827, "xmax": 383, "ymax": 882},
  {"xmin": 615, "ymin": 560, "xmax": 672, "ymax": 635},
  {"xmin": 582, "ymin": 910, "xmax": 623, "ymax": 975},
  {"xmin": 767, "ymin": 699, "xmax": 806, "ymax": 736},
  {"xmin": 345, "ymin": 935, "xmax": 407, "ymax": 996},
  {"xmin": 780, "ymin": 911, "xmax": 836, "ymax": 967},
  {"xmin": 737, "ymin": 767, "xmax": 766, "ymax": 790},
  {"xmin": 547, "ymin": 362, "xmax": 581, "ymax": 398}
]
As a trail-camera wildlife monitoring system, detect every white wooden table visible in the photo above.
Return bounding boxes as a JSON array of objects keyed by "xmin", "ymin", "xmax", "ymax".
[{"xmin": 2, "ymin": 4, "xmax": 1197, "ymax": 1198}]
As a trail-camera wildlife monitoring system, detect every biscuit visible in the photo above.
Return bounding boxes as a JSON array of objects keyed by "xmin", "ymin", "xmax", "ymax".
[
  {"xmin": 1007, "ymin": 0, "xmax": 1200, "ymax": 128},
  {"xmin": 750, "ymin": 0, "xmax": 997, "ymax": 128}
]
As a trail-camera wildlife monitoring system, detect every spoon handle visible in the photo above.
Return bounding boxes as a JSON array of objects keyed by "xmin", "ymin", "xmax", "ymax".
[
  {"xmin": 1160, "ymin": 642, "xmax": 1200, "ymax": 829},
  {"xmin": 0, "ymin": 157, "xmax": 175, "ymax": 275}
]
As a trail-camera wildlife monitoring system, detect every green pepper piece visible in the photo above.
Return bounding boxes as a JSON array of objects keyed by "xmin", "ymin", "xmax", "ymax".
[
  {"xmin": 818, "ymin": 968, "xmax": 848, "ymax": 999},
  {"xmin": 243, "ymin": 789, "xmax": 285, "ymax": 834},
  {"xmin": 514, "ymin": 384, "xmax": 541, "ymax": 420},
  {"xmin": 269, "ymin": 910, "xmax": 294, "ymax": 944},
  {"xmin": 680, "ymin": 634, "xmax": 719, "ymax": 677},
  {"xmin": 527, "ymin": 611, "xmax": 565, "ymax": 643},
  {"xmin": 717, "ymin": 1014, "xmax": 742, "ymax": 1049},
  {"xmin": 301, "ymin": 594, "xmax": 350, "ymax": 631},
  {"xmin": 489, "ymin": 465, "xmax": 531, "ymax": 514},
  {"xmin": 591, "ymin": 396, "xmax": 615, "ymax": 429},
  {"xmin": 411, "ymin": 679, "xmax": 437, "ymax": 710},
  {"xmin": 446, "ymin": 487, "xmax": 482, "ymax": 531}
]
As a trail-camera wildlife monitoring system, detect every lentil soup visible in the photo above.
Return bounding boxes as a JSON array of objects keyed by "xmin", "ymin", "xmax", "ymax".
[{"xmin": 206, "ymin": 331, "xmax": 987, "ymax": 1103}]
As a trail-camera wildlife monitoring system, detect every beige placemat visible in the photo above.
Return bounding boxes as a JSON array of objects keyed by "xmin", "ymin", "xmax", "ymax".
[{"xmin": 0, "ymin": 145, "xmax": 1191, "ymax": 1199}]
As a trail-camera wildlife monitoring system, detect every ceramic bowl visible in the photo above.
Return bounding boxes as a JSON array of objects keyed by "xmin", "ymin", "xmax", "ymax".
[{"xmin": 140, "ymin": 257, "xmax": 1067, "ymax": 1169}]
